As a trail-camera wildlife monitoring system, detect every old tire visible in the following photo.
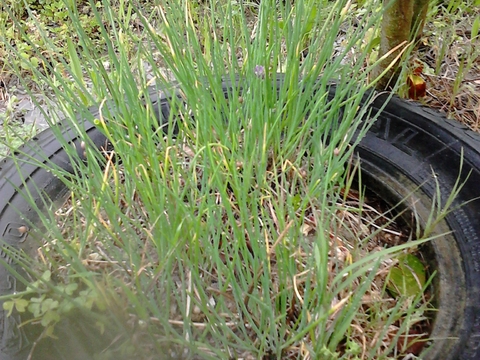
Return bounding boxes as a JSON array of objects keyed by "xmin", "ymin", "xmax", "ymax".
[{"xmin": 0, "ymin": 75, "xmax": 479, "ymax": 359}]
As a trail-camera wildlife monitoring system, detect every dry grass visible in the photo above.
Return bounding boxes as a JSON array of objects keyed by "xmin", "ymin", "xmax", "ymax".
[
  {"xmin": 1, "ymin": 2, "xmax": 475, "ymax": 358},
  {"xmin": 419, "ymin": 7, "xmax": 480, "ymax": 131},
  {"xmin": 37, "ymin": 139, "xmax": 433, "ymax": 359}
]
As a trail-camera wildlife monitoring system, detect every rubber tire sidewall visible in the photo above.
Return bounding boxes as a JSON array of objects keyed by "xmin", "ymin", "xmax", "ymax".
[
  {"xmin": 0, "ymin": 77, "xmax": 479, "ymax": 359},
  {"xmin": 357, "ymin": 94, "xmax": 480, "ymax": 359}
]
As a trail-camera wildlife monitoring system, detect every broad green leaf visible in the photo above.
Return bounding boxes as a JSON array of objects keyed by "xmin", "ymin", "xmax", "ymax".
[
  {"xmin": 15, "ymin": 298, "xmax": 29, "ymax": 313},
  {"xmin": 45, "ymin": 324, "xmax": 57, "ymax": 338},
  {"xmin": 28, "ymin": 302, "xmax": 42, "ymax": 318},
  {"xmin": 387, "ymin": 253, "xmax": 426, "ymax": 297},
  {"xmin": 3, "ymin": 301, "xmax": 14, "ymax": 317},
  {"xmin": 41, "ymin": 298, "xmax": 59, "ymax": 313},
  {"xmin": 41, "ymin": 310, "xmax": 60, "ymax": 327},
  {"xmin": 64, "ymin": 283, "xmax": 78, "ymax": 296},
  {"xmin": 41, "ymin": 270, "xmax": 52, "ymax": 282}
]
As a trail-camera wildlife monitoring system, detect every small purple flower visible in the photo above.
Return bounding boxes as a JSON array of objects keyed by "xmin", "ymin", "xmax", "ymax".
[{"xmin": 254, "ymin": 65, "xmax": 265, "ymax": 79}]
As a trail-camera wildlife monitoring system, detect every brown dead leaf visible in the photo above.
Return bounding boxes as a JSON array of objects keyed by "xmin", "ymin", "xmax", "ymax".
[{"xmin": 407, "ymin": 74, "xmax": 427, "ymax": 100}]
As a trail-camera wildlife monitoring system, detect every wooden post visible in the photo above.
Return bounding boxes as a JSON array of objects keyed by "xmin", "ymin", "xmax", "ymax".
[{"xmin": 373, "ymin": 0, "xmax": 430, "ymax": 90}]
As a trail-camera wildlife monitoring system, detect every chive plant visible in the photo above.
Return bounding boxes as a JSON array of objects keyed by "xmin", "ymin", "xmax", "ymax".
[{"xmin": 0, "ymin": 0, "xmax": 461, "ymax": 358}]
